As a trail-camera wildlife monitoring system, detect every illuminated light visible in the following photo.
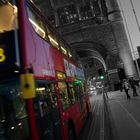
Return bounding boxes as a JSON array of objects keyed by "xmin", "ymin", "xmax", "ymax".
[
  {"xmin": 13, "ymin": 5, "xmax": 18, "ymax": 13},
  {"xmin": 7, "ymin": 2, "xmax": 18, "ymax": 13},
  {"xmin": 74, "ymin": 80, "xmax": 81, "ymax": 85},
  {"xmin": 0, "ymin": 48, "xmax": 6, "ymax": 62},
  {"xmin": 61, "ymin": 46, "xmax": 67, "ymax": 54},
  {"xmin": 48, "ymin": 35, "xmax": 58, "ymax": 46},
  {"xmin": 68, "ymin": 52, "xmax": 72, "ymax": 57},
  {"xmin": 57, "ymin": 72, "xmax": 66, "ymax": 79},
  {"xmin": 99, "ymin": 76, "xmax": 104, "ymax": 80},
  {"xmin": 18, "ymin": 123, "xmax": 22, "ymax": 126},
  {"xmin": 14, "ymin": 70, "xmax": 19, "ymax": 73},
  {"xmin": 93, "ymin": 77, "xmax": 96, "ymax": 80},
  {"xmin": 36, "ymin": 87, "xmax": 45, "ymax": 91},
  {"xmin": 11, "ymin": 127, "xmax": 15, "ymax": 130},
  {"xmin": 1, "ymin": 120, "xmax": 5, "ymax": 123},
  {"xmin": 30, "ymin": 0, "xmax": 35, "ymax": 5},
  {"xmin": 29, "ymin": 18, "xmax": 46, "ymax": 38}
]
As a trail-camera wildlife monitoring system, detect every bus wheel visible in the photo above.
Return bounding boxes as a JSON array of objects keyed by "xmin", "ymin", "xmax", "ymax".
[{"xmin": 68, "ymin": 124, "xmax": 76, "ymax": 140}]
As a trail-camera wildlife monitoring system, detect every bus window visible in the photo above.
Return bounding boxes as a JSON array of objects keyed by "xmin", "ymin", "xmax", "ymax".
[
  {"xmin": 67, "ymin": 83, "xmax": 76, "ymax": 104},
  {"xmin": 0, "ymin": 1, "xmax": 18, "ymax": 33},
  {"xmin": 68, "ymin": 51, "xmax": 72, "ymax": 58},
  {"xmin": 73, "ymin": 83, "xmax": 84, "ymax": 109},
  {"xmin": 0, "ymin": 82, "xmax": 30, "ymax": 140},
  {"xmin": 34, "ymin": 81, "xmax": 61, "ymax": 140},
  {"xmin": 48, "ymin": 34, "xmax": 59, "ymax": 50},
  {"xmin": 58, "ymin": 82, "xmax": 70, "ymax": 110},
  {"xmin": 26, "ymin": 6, "xmax": 46, "ymax": 39},
  {"xmin": 60, "ymin": 43, "xmax": 67, "ymax": 55},
  {"xmin": 26, "ymin": 4, "xmax": 60, "ymax": 50},
  {"xmin": 46, "ymin": 27, "xmax": 60, "ymax": 50}
]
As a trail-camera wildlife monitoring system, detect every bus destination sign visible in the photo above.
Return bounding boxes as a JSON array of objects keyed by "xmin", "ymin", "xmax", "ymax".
[
  {"xmin": 0, "ymin": 31, "xmax": 17, "ymax": 77},
  {"xmin": 0, "ymin": 46, "xmax": 6, "ymax": 63}
]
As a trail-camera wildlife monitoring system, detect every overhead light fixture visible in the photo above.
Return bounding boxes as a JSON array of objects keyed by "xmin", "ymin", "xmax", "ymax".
[
  {"xmin": 11, "ymin": 127, "xmax": 15, "ymax": 130},
  {"xmin": 14, "ymin": 70, "xmax": 19, "ymax": 73},
  {"xmin": 18, "ymin": 123, "xmax": 22, "ymax": 126},
  {"xmin": 48, "ymin": 35, "xmax": 58, "ymax": 46},
  {"xmin": 68, "ymin": 52, "xmax": 72, "ymax": 57},
  {"xmin": 61, "ymin": 46, "xmax": 67, "ymax": 54}
]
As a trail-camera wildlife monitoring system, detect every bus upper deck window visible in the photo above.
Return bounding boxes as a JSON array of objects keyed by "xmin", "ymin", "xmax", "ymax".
[
  {"xmin": 48, "ymin": 34, "xmax": 60, "ymax": 50},
  {"xmin": 68, "ymin": 52, "xmax": 72, "ymax": 58},
  {"xmin": 60, "ymin": 42, "xmax": 67, "ymax": 55},
  {"xmin": 26, "ymin": 6, "xmax": 46, "ymax": 39},
  {"xmin": 60, "ymin": 45, "xmax": 67, "ymax": 55},
  {"xmin": 0, "ymin": 2, "xmax": 18, "ymax": 33}
]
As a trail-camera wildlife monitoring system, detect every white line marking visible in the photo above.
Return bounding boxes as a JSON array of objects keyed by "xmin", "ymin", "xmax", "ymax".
[
  {"xmin": 117, "ymin": 101, "xmax": 140, "ymax": 129},
  {"xmin": 100, "ymin": 94, "xmax": 104, "ymax": 140},
  {"xmin": 87, "ymin": 95, "xmax": 102, "ymax": 139}
]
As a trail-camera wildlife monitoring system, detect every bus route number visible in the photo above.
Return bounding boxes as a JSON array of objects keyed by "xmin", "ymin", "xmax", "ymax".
[{"xmin": 0, "ymin": 48, "xmax": 6, "ymax": 62}]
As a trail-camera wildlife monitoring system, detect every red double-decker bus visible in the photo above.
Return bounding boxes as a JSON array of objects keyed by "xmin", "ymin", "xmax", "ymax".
[{"xmin": 0, "ymin": 0, "xmax": 90, "ymax": 140}]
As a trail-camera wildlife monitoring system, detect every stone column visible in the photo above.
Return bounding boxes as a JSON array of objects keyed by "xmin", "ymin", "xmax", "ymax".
[
  {"xmin": 113, "ymin": 21, "xmax": 137, "ymax": 77},
  {"xmin": 106, "ymin": 0, "xmax": 138, "ymax": 78}
]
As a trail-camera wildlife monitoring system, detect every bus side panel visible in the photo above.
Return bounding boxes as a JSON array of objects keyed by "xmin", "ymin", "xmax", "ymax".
[
  {"xmin": 84, "ymin": 93, "xmax": 90, "ymax": 114},
  {"xmin": 18, "ymin": 1, "xmax": 55, "ymax": 78},
  {"xmin": 51, "ymin": 48, "xmax": 65, "ymax": 72},
  {"xmin": 51, "ymin": 47, "xmax": 76, "ymax": 73},
  {"xmin": 64, "ymin": 103, "xmax": 84, "ymax": 137}
]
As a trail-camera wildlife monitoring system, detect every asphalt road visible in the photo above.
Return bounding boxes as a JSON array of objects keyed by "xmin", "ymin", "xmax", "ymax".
[
  {"xmin": 107, "ymin": 89, "xmax": 140, "ymax": 140},
  {"xmin": 78, "ymin": 93, "xmax": 113, "ymax": 140},
  {"xmin": 78, "ymin": 87, "xmax": 140, "ymax": 140}
]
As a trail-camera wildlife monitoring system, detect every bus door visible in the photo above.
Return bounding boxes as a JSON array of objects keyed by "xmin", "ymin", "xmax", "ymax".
[
  {"xmin": 0, "ymin": 80, "xmax": 30, "ymax": 140},
  {"xmin": 34, "ymin": 81, "xmax": 61, "ymax": 140}
]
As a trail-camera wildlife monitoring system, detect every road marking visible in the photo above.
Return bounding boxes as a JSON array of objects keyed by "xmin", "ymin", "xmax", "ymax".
[
  {"xmin": 100, "ymin": 96, "xmax": 104, "ymax": 140},
  {"xmin": 87, "ymin": 95, "xmax": 103, "ymax": 140},
  {"xmin": 117, "ymin": 101, "xmax": 140, "ymax": 129},
  {"xmin": 86, "ymin": 96, "xmax": 98, "ymax": 140}
]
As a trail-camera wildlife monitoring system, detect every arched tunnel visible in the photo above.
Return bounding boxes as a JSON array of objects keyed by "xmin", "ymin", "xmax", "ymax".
[
  {"xmin": 70, "ymin": 41, "xmax": 107, "ymax": 79},
  {"xmin": 32, "ymin": 0, "xmax": 139, "ymax": 91}
]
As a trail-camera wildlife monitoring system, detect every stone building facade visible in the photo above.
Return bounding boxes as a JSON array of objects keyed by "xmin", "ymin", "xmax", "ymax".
[{"xmin": 34, "ymin": 0, "xmax": 138, "ymax": 90}]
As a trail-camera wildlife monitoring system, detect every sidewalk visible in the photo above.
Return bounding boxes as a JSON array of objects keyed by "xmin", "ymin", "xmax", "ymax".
[
  {"xmin": 106, "ymin": 88, "xmax": 140, "ymax": 140},
  {"xmin": 107, "ymin": 87, "xmax": 140, "ymax": 99}
]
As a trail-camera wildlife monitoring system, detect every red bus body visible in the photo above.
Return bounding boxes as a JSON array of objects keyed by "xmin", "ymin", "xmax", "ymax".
[{"xmin": 0, "ymin": 1, "xmax": 90, "ymax": 140}]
